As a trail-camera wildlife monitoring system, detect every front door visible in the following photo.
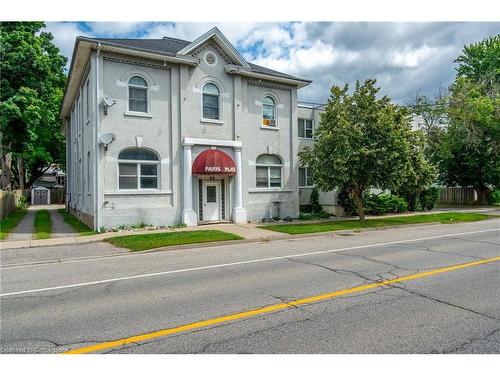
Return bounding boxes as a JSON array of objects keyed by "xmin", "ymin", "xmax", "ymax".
[{"xmin": 202, "ymin": 180, "xmax": 220, "ymax": 221}]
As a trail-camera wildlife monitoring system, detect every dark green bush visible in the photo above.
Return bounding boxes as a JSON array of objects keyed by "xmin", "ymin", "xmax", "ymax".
[
  {"xmin": 310, "ymin": 187, "xmax": 322, "ymax": 213},
  {"xmin": 363, "ymin": 193, "xmax": 407, "ymax": 215},
  {"xmin": 298, "ymin": 211, "xmax": 331, "ymax": 220},
  {"xmin": 419, "ymin": 187, "xmax": 440, "ymax": 210},
  {"xmin": 338, "ymin": 190, "xmax": 408, "ymax": 216},
  {"xmin": 17, "ymin": 195, "xmax": 28, "ymax": 210},
  {"xmin": 488, "ymin": 189, "xmax": 500, "ymax": 205},
  {"xmin": 300, "ymin": 204, "xmax": 312, "ymax": 213}
]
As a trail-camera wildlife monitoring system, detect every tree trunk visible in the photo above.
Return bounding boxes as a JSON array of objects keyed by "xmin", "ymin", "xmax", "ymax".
[
  {"xmin": 474, "ymin": 186, "xmax": 490, "ymax": 205},
  {"xmin": 352, "ymin": 185, "xmax": 365, "ymax": 221},
  {"xmin": 1, "ymin": 152, "xmax": 12, "ymax": 191},
  {"xmin": 17, "ymin": 156, "xmax": 25, "ymax": 191}
]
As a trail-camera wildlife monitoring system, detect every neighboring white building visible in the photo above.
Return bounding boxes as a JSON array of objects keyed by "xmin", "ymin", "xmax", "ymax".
[
  {"xmin": 60, "ymin": 27, "xmax": 345, "ymax": 231},
  {"xmin": 32, "ymin": 164, "xmax": 66, "ymax": 189}
]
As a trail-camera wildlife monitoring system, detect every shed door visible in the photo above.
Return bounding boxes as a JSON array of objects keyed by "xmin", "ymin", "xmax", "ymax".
[{"xmin": 34, "ymin": 190, "xmax": 48, "ymax": 205}]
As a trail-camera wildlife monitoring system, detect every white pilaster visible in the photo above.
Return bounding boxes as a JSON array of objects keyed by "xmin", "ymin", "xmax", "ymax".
[
  {"xmin": 232, "ymin": 146, "xmax": 247, "ymax": 223},
  {"xmin": 182, "ymin": 144, "xmax": 198, "ymax": 226}
]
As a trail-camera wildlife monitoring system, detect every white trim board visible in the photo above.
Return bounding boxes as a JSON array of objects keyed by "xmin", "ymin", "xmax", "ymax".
[{"xmin": 183, "ymin": 137, "xmax": 242, "ymax": 148}]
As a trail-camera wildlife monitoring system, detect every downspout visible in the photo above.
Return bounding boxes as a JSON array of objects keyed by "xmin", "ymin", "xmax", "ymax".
[{"xmin": 93, "ymin": 43, "xmax": 101, "ymax": 232}]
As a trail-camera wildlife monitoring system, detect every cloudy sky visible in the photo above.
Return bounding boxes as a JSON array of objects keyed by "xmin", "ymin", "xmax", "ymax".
[{"xmin": 45, "ymin": 22, "xmax": 500, "ymax": 104}]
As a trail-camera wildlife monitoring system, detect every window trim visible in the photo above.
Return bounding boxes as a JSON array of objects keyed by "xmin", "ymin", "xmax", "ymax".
[
  {"xmin": 261, "ymin": 95, "xmax": 278, "ymax": 129},
  {"xmin": 127, "ymin": 75, "xmax": 151, "ymax": 116},
  {"xmin": 117, "ymin": 148, "xmax": 160, "ymax": 191},
  {"xmin": 255, "ymin": 154, "xmax": 283, "ymax": 189},
  {"xmin": 299, "ymin": 167, "xmax": 314, "ymax": 188},
  {"xmin": 298, "ymin": 118, "xmax": 314, "ymax": 139},
  {"xmin": 201, "ymin": 82, "xmax": 222, "ymax": 123}
]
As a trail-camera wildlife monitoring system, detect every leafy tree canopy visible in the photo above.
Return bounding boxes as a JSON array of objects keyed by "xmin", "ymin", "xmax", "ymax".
[
  {"xmin": 438, "ymin": 34, "xmax": 500, "ymax": 203},
  {"xmin": 0, "ymin": 22, "xmax": 67, "ymax": 189},
  {"xmin": 455, "ymin": 34, "xmax": 500, "ymax": 94},
  {"xmin": 299, "ymin": 79, "xmax": 435, "ymax": 220}
]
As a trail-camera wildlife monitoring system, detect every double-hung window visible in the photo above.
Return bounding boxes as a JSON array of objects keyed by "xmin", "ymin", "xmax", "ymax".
[
  {"xmin": 128, "ymin": 76, "xmax": 149, "ymax": 114},
  {"xmin": 298, "ymin": 118, "xmax": 314, "ymax": 139},
  {"xmin": 299, "ymin": 167, "xmax": 313, "ymax": 187},
  {"xmin": 202, "ymin": 83, "xmax": 220, "ymax": 120},
  {"xmin": 118, "ymin": 149, "xmax": 159, "ymax": 190},
  {"xmin": 262, "ymin": 96, "xmax": 277, "ymax": 127},
  {"xmin": 256, "ymin": 154, "xmax": 282, "ymax": 188}
]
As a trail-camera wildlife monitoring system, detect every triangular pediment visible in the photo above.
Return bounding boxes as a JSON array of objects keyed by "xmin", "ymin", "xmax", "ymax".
[{"xmin": 177, "ymin": 27, "xmax": 249, "ymax": 68}]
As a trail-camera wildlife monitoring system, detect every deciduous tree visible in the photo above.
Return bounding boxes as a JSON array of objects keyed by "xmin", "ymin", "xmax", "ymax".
[
  {"xmin": 299, "ymin": 79, "xmax": 435, "ymax": 220},
  {"xmin": 0, "ymin": 22, "xmax": 67, "ymax": 190},
  {"xmin": 438, "ymin": 34, "xmax": 500, "ymax": 203}
]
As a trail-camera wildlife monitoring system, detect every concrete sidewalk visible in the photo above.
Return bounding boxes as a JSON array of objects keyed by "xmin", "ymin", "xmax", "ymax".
[
  {"xmin": 1, "ymin": 206, "xmax": 498, "ymax": 250},
  {"xmin": 0, "ymin": 222, "xmax": 289, "ymax": 250}
]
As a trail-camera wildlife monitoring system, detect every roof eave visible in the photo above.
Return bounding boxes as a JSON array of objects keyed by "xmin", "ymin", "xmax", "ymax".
[
  {"xmin": 225, "ymin": 65, "xmax": 312, "ymax": 88},
  {"xmin": 177, "ymin": 27, "xmax": 250, "ymax": 69},
  {"xmin": 59, "ymin": 37, "xmax": 199, "ymax": 119}
]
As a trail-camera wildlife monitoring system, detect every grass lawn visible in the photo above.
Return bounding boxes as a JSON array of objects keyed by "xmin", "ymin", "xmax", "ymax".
[
  {"xmin": 58, "ymin": 209, "xmax": 95, "ymax": 236},
  {"xmin": 34, "ymin": 210, "xmax": 52, "ymax": 239},
  {"xmin": 104, "ymin": 230, "xmax": 243, "ymax": 251},
  {"xmin": 0, "ymin": 209, "xmax": 27, "ymax": 240},
  {"xmin": 260, "ymin": 212, "xmax": 497, "ymax": 235}
]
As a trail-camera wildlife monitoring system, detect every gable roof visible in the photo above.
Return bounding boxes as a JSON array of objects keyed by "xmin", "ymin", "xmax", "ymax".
[
  {"xmin": 60, "ymin": 28, "xmax": 311, "ymax": 119},
  {"xmin": 81, "ymin": 28, "xmax": 310, "ymax": 84},
  {"xmin": 177, "ymin": 27, "xmax": 250, "ymax": 69}
]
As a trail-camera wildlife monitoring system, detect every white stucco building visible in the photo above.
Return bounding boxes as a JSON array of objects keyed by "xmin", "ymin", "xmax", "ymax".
[{"xmin": 60, "ymin": 27, "xmax": 340, "ymax": 231}]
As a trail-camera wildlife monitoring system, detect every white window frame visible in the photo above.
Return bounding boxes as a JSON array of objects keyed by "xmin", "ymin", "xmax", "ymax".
[
  {"xmin": 261, "ymin": 96, "xmax": 278, "ymax": 130},
  {"xmin": 201, "ymin": 82, "xmax": 223, "ymax": 124},
  {"xmin": 126, "ymin": 75, "xmax": 151, "ymax": 117},
  {"xmin": 117, "ymin": 149, "xmax": 160, "ymax": 191},
  {"xmin": 299, "ymin": 167, "xmax": 313, "ymax": 188},
  {"xmin": 256, "ymin": 155, "xmax": 283, "ymax": 189},
  {"xmin": 298, "ymin": 118, "xmax": 314, "ymax": 139}
]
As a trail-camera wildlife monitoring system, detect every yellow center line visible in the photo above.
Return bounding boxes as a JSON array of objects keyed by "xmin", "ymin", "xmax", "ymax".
[{"xmin": 63, "ymin": 256, "xmax": 500, "ymax": 354}]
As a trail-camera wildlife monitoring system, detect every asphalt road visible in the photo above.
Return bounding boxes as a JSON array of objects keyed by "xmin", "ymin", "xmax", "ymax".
[{"xmin": 1, "ymin": 219, "xmax": 499, "ymax": 354}]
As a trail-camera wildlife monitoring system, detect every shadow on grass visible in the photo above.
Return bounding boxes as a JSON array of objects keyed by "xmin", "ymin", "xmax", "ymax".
[{"xmin": 259, "ymin": 212, "xmax": 498, "ymax": 235}]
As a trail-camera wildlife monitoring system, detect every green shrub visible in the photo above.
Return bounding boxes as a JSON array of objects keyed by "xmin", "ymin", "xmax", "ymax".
[
  {"xmin": 338, "ymin": 190, "xmax": 408, "ymax": 216},
  {"xmin": 363, "ymin": 193, "xmax": 407, "ymax": 215},
  {"xmin": 298, "ymin": 211, "xmax": 331, "ymax": 220},
  {"xmin": 17, "ymin": 195, "xmax": 28, "ymax": 210},
  {"xmin": 300, "ymin": 204, "xmax": 312, "ymax": 213},
  {"xmin": 419, "ymin": 187, "xmax": 441, "ymax": 210},
  {"xmin": 489, "ymin": 189, "xmax": 500, "ymax": 205},
  {"xmin": 309, "ymin": 187, "xmax": 322, "ymax": 213}
]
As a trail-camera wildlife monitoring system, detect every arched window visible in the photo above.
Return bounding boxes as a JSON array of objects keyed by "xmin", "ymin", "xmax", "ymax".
[
  {"xmin": 256, "ymin": 154, "xmax": 282, "ymax": 188},
  {"xmin": 262, "ymin": 96, "xmax": 276, "ymax": 127},
  {"xmin": 128, "ymin": 76, "xmax": 148, "ymax": 113},
  {"xmin": 118, "ymin": 149, "xmax": 159, "ymax": 190},
  {"xmin": 202, "ymin": 83, "xmax": 220, "ymax": 120}
]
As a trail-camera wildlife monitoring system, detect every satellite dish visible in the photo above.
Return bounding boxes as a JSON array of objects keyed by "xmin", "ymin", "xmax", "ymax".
[
  {"xmin": 103, "ymin": 96, "xmax": 116, "ymax": 107},
  {"xmin": 99, "ymin": 133, "xmax": 115, "ymax": 146},
  {"xmin": 102, "ymin": 96, "xmax": 116, "ymax": 115}
]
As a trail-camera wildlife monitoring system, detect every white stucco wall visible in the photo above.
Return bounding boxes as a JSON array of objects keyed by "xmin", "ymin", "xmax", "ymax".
[{"xmin": 65, "ymin": 37, "xmax": 309, "ymax": 229}]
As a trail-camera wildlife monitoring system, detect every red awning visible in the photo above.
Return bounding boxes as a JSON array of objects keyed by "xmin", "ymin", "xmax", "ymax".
[{"xmin": 192, "ymin": 149, "xmax": 237, "ymax": 176}]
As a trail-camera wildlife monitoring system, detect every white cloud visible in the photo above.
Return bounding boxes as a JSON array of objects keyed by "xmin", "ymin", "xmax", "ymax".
[
  {"xmin": 390, "ymin": 45, "xmax": 438, "ymax": 68},
  {"xmin": 44, "ymin": 22, "xmax": 84, "ymax": 68},
  {"xmin": 45, "ymin": 21, "xmax": 500, "ymax": 103}
]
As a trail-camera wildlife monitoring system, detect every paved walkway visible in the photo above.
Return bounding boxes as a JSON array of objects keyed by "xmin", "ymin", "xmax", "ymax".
[
  {"xmin": 1, "ymin": 206, "xmax": 498, "ymax": 250},
  {"xmin": 5, "ymin": 204, "xmax": 72, "ymax": 242},
  {"xmin": 49, "ymin": 206, "xmax": 76, "ymax": 238},
  {"xmin": 8, "ymin": 210, "xmax": 35, "ymax": 241}
]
